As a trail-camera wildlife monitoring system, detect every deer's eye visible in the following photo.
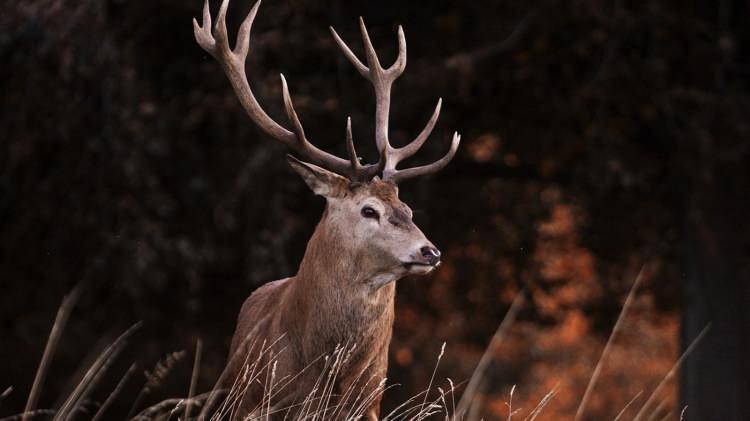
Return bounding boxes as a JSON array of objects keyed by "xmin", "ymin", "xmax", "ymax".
[{"xmin": 361, "ymin": 206, "xmax": 380, "ymax": 220}]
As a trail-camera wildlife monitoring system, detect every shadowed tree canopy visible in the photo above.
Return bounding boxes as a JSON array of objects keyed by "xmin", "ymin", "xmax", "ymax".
[{"xmin": 1, "ymin": 0, "xmax": 748, "ymax": 419}]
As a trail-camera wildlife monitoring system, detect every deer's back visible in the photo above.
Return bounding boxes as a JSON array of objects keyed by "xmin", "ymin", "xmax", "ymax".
[{"xmin": 229, "ymin": 277, "xmax": 291, "ymax": 356}]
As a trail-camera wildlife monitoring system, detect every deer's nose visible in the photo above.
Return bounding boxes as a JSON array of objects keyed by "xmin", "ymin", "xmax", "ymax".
[{"xmin": 420, "ymin": 245, "xmax": 441, "ymax": 266}]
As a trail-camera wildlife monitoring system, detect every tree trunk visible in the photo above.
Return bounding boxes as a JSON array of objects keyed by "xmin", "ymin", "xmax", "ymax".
[{"xmin": 680, "ymin": 167, "xmax": 750, "ymax": 420}]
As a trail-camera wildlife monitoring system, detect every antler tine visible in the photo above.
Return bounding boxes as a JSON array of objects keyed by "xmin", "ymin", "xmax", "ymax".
[
  {"xmin": 385, "ymin": 132, "xmax": 461, "ymax": 184},
  {"xmin": 280, "ymin": 74, "xmax": 308, "ymax": 144},
  {"xmin": 214, "ymin": 0, "xmax": 231, "ymax": 55},
  {"xmin": 193, "ymin": 0, "xmax": 356, "ymax": 177},
  {"xmin": 234, "ymin": 0, "xmax": 261, "ymax": 60},
  {"xmin": 384, "ymin": 98, "xmax": 442, "ymax": 175},
  {"xmin": 389, "ymin": 25, "xmax": 407, "ymax": 76},
  {"xmin": 193, "ymin": 0, "xmax": 216, "ymax": 55},
  {"xmin": 345, "ymin": 117, "xmax": 362, "ymax": 176},
  {"xmin": 357, "ymin": 18, "xmax": 383, "ymax": 76},
  {"xmin": 345, "ymin": 117, "xmax": 386, "ymax": 182},
  {"xmin": 329, "ymin": 26, "xmax": 368, "ymax": 76}
]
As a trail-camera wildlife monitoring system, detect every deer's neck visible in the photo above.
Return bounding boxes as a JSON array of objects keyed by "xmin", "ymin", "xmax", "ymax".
[{"xmin": 288, "ymin": 216, "xmax": 397, "ymax": 351}]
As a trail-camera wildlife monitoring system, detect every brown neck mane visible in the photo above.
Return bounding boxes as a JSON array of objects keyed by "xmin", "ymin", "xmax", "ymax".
[{"xmin": 289, "ymin": 208, "xmax": 396, "ymax": 350}]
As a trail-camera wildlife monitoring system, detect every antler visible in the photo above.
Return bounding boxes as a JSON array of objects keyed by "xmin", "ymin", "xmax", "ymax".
[
  {"xmin": 194, "ymin": 0, "xmax": 459, "ymax": 184},
  {"xmin": 193, "ymin": 0, "xmax": 381, "ymax": 181},
  {"xmin": 330, "ymin": 18, "xmax": 461, "ymax": 184}
]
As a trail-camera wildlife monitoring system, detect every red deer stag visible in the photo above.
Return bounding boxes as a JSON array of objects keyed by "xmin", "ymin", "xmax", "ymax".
[{"xmin": 194, "ymin": 0, "xmax": 460, "ymax": 419}]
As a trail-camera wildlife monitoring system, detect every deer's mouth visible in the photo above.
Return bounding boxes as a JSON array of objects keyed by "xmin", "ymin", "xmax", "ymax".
[{"xmin": 403, "ymin": 261, "xmax": 440, "ymax": 273}]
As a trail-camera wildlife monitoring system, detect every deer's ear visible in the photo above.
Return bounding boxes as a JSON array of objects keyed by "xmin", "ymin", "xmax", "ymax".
[{"xmin": 287, "ymin": 155, "xmax": 349, "ymax": 198}]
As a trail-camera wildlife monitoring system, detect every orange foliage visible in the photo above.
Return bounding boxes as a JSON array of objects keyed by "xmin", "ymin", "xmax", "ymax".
[{"xmin": 390, "ymin": 198, "xmax": 679, "ymax": 420}]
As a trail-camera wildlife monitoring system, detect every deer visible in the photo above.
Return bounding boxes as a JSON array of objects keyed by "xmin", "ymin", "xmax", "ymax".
[{"xmin": 193, "ymin": 0, "xmax": 460, "ymax": 419}]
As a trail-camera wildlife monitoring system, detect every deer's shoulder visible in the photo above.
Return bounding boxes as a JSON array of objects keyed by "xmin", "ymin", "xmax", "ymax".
[
  {"xmin": 240, "ymin": 277, "xmax": 291, "ymax": 313},
  {"xmin": 231, "ymin": 278, "xmax": 292, "ymax": 348}
]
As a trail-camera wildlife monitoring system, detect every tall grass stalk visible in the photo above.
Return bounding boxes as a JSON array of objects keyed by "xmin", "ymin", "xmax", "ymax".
[
  {"xmin": 91, "ymin": 364, "xmax": 136, "ymax": 421},
  {"xmin": 575, "ymin": 267, "xmax": 645, "ymax": 421},
  {"xmin": 54, "ymin": 322, "xmax": 142, "ymax": 421},
  {"xmin": 632, "ymin": 324, "xmax": 711, "ymax": 421},
  {"xmin": 185, "ymin": 340, "xmax": 203, "ymax": 421},
  {"xmin": 454, "ymin": 292, "xmax": 525, "ymax": 418},
  {"xmin": 22, "ymin": 287, "xmax": 80, "ymax": 421}
]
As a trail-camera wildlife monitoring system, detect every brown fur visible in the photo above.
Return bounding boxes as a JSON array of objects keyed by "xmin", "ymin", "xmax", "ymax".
[{"xmin": 224, "ymin": 177, "xmax": 436, "ymax": 420}]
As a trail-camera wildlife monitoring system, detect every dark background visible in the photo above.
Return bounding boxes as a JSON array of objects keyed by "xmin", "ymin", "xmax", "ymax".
[{"xmin": 1, "ymin": 0, "xmax": 749, "ymax": 419}]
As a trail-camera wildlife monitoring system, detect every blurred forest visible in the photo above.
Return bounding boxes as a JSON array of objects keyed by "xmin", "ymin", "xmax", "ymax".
[{"xmin": 1, "ymin": 0, "xmax": 749, "ymax": 419}]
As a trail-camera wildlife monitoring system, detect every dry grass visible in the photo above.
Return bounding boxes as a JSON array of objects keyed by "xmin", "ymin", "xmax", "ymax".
[{"xmin": 2, "ymin": 270, "xmax": 708, "ymax": 420}]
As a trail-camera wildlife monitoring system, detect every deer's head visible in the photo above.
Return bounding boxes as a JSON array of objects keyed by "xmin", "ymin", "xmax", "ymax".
[
  {"xmin": 288, "ymin": 156, "xmax": 441, "ymax": 279},
  {"xmin": 194, "ymin": 0, "xmax": 460, "ymax": 281}
]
